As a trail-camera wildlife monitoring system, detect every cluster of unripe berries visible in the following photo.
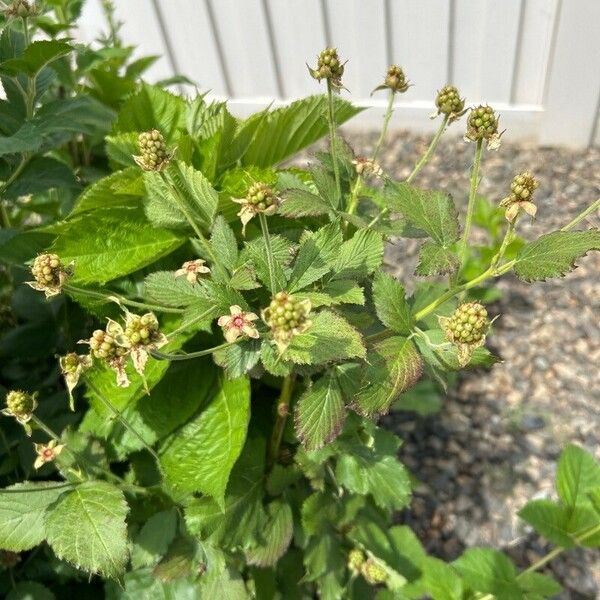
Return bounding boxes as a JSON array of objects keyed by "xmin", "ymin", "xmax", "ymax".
[
  {"xmin": 31, "ymin": 254, "xmax": 63, "ymax": 288},
  {"xmin": 124, "ymin": 313, "xmax": 160, "ymax": 346},
  {"xmin": 384, "ymin": 65, "xmax": 409, "ymax": 93},
  {"xmin": 88, "ymin": 324, "xmax": 127, "ymax": 361},
  {"xmin": 445, "ymin": 302, "xmax": 489, "ymax": 345},
  {"xmin": 136, "ymin": 129, "xmax": 169, "ymax": 171},
  {"xmin": 264, "ymin": 292, "xmax": 311, "ymax": 334},
  {"xmin": 466, "ymin": 105, "xmax": 499, "ymax": 141},
  {"xmin": 246, "ymin": 183, "xmax": 277, "ymax": 212},
  {"xmin": 435, "ymin": 85, "xmax": 465, "ymax": 116},
  {"xmin": 5, "ymin": 390, "xmax": 35, "ymax": 419},
  {"xmin": 311, "ymin": 47, "xmax": 344, "ymax": 82},
  {"xmin": 508, "ymin": 171, "xmax": 539, "ymax": 203},
  {"xmin": 347, "ymin": 549, "xmax": 387, "ymax": 585}
]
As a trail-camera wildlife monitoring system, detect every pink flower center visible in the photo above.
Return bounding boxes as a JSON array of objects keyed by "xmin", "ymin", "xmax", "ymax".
[
  {"xmin": 42, "ymin": 449, "xmax": 54, "ymax": 459},
  {"xmin": 232, "ymin": 316, "xmax": 244, "ymax": 328}
]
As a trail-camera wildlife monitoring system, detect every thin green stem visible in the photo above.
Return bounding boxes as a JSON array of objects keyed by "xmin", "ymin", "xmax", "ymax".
[
  {"xmin": 21, "ymin": 16, "xmax": 30, "ymax": 47},
  {"xmin": 151, "ymin": 340, "xmax": 237, "ymax": 361},
  {"xmin": 459, "ymin": 139, "xmax": 484, "ymax": 265},
  {"xmin": 259, "ymin": 212, "xmax": 277, "ymax": 294},
  {"xmin": 63, "ymin": 284, "xmax": 184, "ymax": 314},
  {"xmin": 490, "ymin": 221, "xmax": 515, "ymax": 270},
  {"xmin": 345, "ymin": 175, "xmax": 363, "ymax": 220},
  {"xmin": 561, "ymin": 197, "xmax": 600, "ymax": 231},
  {"xmin": 372, "ymin": 89, "xmax": 395, "ymax": 162},
  {"xmin": 166, "ymin": 305, "xmax": 217, "ymax": 339},
  {"xmin": 268, "ymin": 375, "xmax": 296, "ymax": 466},
  {"xmin": 0, "ymin": 203, "xmax": 10, "ymax": 228},
  {"xmin": 368, "ymin": 115, "xmax": 449, "ymax": 229},
  {"xmin": 86, "ymin": 380, "xmax": 160, "ymax": 464},
  {"xmin": 326, "ymin": 80, "xmax": 342, "ymax": 205}
]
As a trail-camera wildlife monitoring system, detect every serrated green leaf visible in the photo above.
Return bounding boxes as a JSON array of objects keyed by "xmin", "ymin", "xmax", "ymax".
[
  {"xmin": 131, "ymin": 508, "xmax": 178, "ymax": 569},
  {"xmin": 415, "ymin": 241, "xmax": 460, "ymax": 276},
  {"xmin": 160, "ymin": 376, "xmax": 250, "ymax": 506},
  {"xmin": 336, "ymin": 451, "xmax": 411, "ymax": 511},
  {"xmin": 105, "ymin": 132, "xmax": 138, "ymax": 167},
  {"xmin": 45, "ymin": 481, "xmax": 129, "ymax": 579},
  {"xmin": 245, "ymin": 501, "xmax": 293, "ymax": 567},
  {"xmin": 295, "ymin": 371, "xmax": 346, "ymax": 451},
  {"xmin": 453, "ymin": 548, "xmax": 521, "ymax": 600},
  {"xmin": 52, "ymin": 207, "xmax": 185, "ymax": 284},
  {"xmin": 372, "ymin": 272, "xmax": 412, "ymax": 334},
  {"xmin": 279, "ymin": 188, "xmax": 332, "ymax": 218},
  {"xmin": 514, "ymin": 230, "xmax": 600, "ymax": 281},
  {"xmin": 243, "ymin": 234, "xmax": 289, "ymax": 293},
  {"xmin": 518, "ymin": 571, "xmax": 562, "ymax": 599},
  {"xmin": 556, "ymin": 444, "xmax": 600, "ymax": 508},
  {"xmin": 3, "ymin": 156, "xmax": 78, "ymax": 199},
  {"xmin": 210, "ymin": 215, "xmax": 239, "ymax": 273},
  {"xmin": 518, "ymin": 499, "xmax": 580, "ymax": 548},
  {"xmin": 284, "ymin": 310, "xmax": 365, "ymax": 365},
  {"xmin": 185, "ymin": 437, "xmax": 266, "ymax": 548},
  {"xmin": 144, "ymin": 271, "xmax": 207, "ymax": 307},
  {"xmin": 384, "ymin": 182, "xmax": 459, "ymax": 247},
  {"xmin": 0, "ymin": 482, "xmax": 68, "ymax": 552},
  {"xmin": 332, "ymin": 228, "xmax": 384, "ymax": 280},
  {"xmin": 302, "ymin": 280, "xmax": 365, "ymax": 307},
  {"xmin": 213, "ymin": 338, "xmax": 261, "ymax": 379},
  {"xmin": 0, "ymin": 40, "xmax": 72, "ymax": 76},
  {"xmin": 105, "ymin": 567, "xmax": 202, "ymax": 599},
  {"xmin": 353, "ymin": 337, "xmax": 423, "ymax": 417},
  {"xmin": 144, "ymin": 161, "xmax": 218, "ymax": 232},
  {"xmin": 241, "ymin": 95, "xmax": 363, "ymax": 167},
  {"xmin": 288, "ymin": 223, "xmax": 341, "ymax": 292},
  {"xmin": 420, "ymin": 557, "xmax": 464, "ymax": 600}
]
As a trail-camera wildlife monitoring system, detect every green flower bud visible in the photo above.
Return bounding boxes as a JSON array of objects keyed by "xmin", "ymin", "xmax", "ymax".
[
  {"xmin": 465, "ymin": 105, "xmax": 499, "ymax": 142},
  {"xmin": 361, "ymin": 559, "xmax": 388, "ymax": 585},
  {"xmin": 135, "ymin": 129, "xmax": 170, "ymax": 171},
  {"xmin": 435, "ymin": 85, "xmax": 465, "ymax": 116}
]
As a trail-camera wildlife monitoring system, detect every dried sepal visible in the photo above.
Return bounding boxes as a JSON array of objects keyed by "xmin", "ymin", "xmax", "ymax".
[{"xmin": 59, "ymin": 353, "xmax": 93, "ymax": 410}]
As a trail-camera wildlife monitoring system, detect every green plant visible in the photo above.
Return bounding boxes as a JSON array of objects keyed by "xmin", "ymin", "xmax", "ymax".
[{"xmin": 1, "ymin": 6, "xmax": 600, "ymax": 598}]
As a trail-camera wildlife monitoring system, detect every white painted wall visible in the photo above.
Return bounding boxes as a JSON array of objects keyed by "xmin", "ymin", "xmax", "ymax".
[{"xmin": 78, "ymin": 0, "xmax": 600, "ymax": 147}]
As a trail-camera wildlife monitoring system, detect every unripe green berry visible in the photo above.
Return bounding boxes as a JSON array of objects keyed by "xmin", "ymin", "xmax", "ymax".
[
  {"xmin": 5, "ymin": 390, "xmax": 35, "ymax": 418},
  {"xmin": 136, "ymin": 130, "xmax": 169, "ymax": 171},
  {"xmin": 348, "ymin": 549, "xmax": 365, "ymax": 572},
  {"xmin": 88, "ymin": 329, "xmax": 123, "ymax": 360},
  {"xmin": 446, "ymin": 302, "xmax": 489, "ymax": 345},
  {"xmin": 361, "ymin": 559, "xmax": 387, "ymax": 585},
  {"xmin": 246, "ymin": 182, "xmax": 277, "ymax": 212},
  {"xmin": 310, "ymin": 47, "xmax": 345, "ymax": 85},
  {"xmin": 508, "ymin": 171, "xmax": 538, "ymax": 203},
  {"xmin": 435, "ymin": 85, "xmax": 465, "ymax": 115},
  {"xmin": 466, "ymin": 105, "xmax": 499, "ymax": 141},
  {"xmin": 384, "ymin": 64, "xmax": 409, "ymax": 93},
  {"xmin": 31, "ymin": 254, "xmax": 64, "ymax": 289}
]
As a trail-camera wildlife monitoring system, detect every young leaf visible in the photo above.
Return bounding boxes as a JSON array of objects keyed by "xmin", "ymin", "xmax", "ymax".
[
  {"xmin": 514, "ymin": 230, "xmax": 600, "ymax": 282},
  {"xmin": 331, "ymin": 228, "xmax": 384, "ymax": 280},
  {"xmin": 45, "ymin": 481, "xmax": 129, "ymax": 579},
  {"xmin": 288, "ymin": 223, "xmax": 342, "ymax": 292},
  {"xmin": 245, "ymin": 501, "xmax": 293, "ymax": 567},
  {"xmin": 241, "ymin": 95, "xmax": 363, "ymax": 167},
  {"xmin": 160, "ymin": 376, "xmax": 250, "ymax": 507},
  {"xmin": 384, "ymin": 182, "xmax": 460, "ymax": 247},
  {"xmin": 372, "ymin": 272, "xmax": 412, "ymax": 334},
  {"xmin": 144, "ymin": 161, "xmax": 218, "ymax": 231},
  {"xmin": 453, "ymin": 548, "xmax": 521, "ymax": 600},
  {"xmin": 284, "ymin": 310, "xmax": 366, "ymax": 365},
  {"xmin": 0, "ymin": 482, "xmax": 67, "ymax": 552},
  {"xmin": 415, "ymin": 241, "xmax": 460, "ymax": 276},
  {"xmin": 556, "ymin": 444, "xmax": 600, "ymax": 508},
  {"xmin": 52, "ymin": 207, "xmax": 185, "ymax": 284},
  {"xmin": 353, "ymin": 337, "xmax": 423, "ymax": 417},
  {"xmin": 295, "ymin": 371, "xmax": 346, "ymax": 451}
]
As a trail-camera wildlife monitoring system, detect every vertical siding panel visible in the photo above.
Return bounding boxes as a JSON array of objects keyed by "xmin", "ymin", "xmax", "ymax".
[
  {"xmin": 324, "ymin": 0, "xmax": 387, "ymax": 100},
  {"xmin": 209, "ymin": 0, "xmax": 279, "ymax": 98},
  {"xmin": 266, "ymin": 0, "xmax": 327, "ymax": 99},
  {"xmin": 512, "ymin": 0, "xmax": 559, "ymax": 105},
  {"xmin": 157, "ymin": 0, "xmax": 227, "ymax": 96},
  {"xmin": 389, "ymin": 0, "xmax": 450, "ymax": 102}
]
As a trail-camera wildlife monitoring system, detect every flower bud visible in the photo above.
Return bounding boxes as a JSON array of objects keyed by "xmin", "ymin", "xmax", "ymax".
[
  {"xmin": 361, "ymin": 559, "xmax": 387, "ymax": 585},
  {"xmin": 262, "ymin": 292, "xmax": 312, "ymax": 353},
  {"xmin": 134, "ymin": 129, "xmax": 171, "ymax": 171}
]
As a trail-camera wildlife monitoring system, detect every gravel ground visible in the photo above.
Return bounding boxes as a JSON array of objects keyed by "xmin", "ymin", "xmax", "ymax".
[{"xmin": 350, "ymin": 130, "xmax": 600, "ymax": 599}]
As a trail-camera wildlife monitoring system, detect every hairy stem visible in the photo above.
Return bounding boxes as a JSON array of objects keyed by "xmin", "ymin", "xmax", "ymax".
[
  {"xmin": 166, "ymin": 305, "xmax": 217, "ymax": 339},
  {"xmin": 259, "ymin": 212, "xmax": 277, "ymax": 294},
  {"xmin": 86, "ymin": 380, "xmax": 160, "ymax": 464},
  {"xmin": 459, "ymin": 139, "xmax": 484, "ymax": 264},
  {"xmin": 326, "ymin": 80, "xmax": 342, "ymax": 205},
  {"xmin": 64, "ymin": 284, "xmax": 184, "ymax": 314},
  {"xmin": 151, "ymin": 340, "xmax": 237, "ymax": 361},
  {"xmin": 268, "ymin": 375, "xmax": 296, "ymax": 466},
  {"xmin": 490, "ymin": 221, "xmax": 515, "ymax": 270},
  {"xmin": 561, "ymin": 197, "xmax": 600, "ymax": 231},
  {"xmin": 372, "ymin": 89, "xmax": 395, "ymax": 162},
  {"xmin": 368, "ymin": 114, "xmax": 449, "ymax": 228}
]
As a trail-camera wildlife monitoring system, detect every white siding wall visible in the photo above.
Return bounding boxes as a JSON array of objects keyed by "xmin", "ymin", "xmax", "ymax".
[{"xmin": 78, "ymin": 0, "xmax": 600, "ymax": 147}]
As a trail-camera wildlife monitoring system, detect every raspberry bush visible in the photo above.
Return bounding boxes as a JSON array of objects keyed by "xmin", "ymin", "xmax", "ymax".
[{"xmin": 1, "ymin": 2, "xmax": 600, "ymax": 599}]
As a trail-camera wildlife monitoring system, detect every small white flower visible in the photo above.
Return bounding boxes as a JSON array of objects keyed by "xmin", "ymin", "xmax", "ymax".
[
  {"xmin": 175, "ymin": 259, "xmax": 211, "ymax": 284},
  {"xmin": 33, "ymin": 440, "xmax": 64, "ymax": 470},
  {"xmin": 217, "ymin": 305, "xmax": 260, "ymax": 343}
]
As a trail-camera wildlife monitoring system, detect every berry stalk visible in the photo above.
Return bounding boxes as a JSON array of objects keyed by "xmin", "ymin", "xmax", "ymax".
[
  {"xmin": 326, "ymin": 80, "xmax": 342, "ymax": 205},
  {"xmin": 268, "ymin": 374, "xmax": 296, "ymax": 467},
  {"xmin": 259, "ymin": 212, "xmax": 277, "ymax": 294},
  {"xmin": 459, "ymin": 138, "xmax": 484, "ymax": 265},
  {"xmin": 151, "ymin": 340, "xmax": 237, "ymax": 361},
  {"xmin": 561, "ymin": 197, "xmax": 600, "ymax": 232}
]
